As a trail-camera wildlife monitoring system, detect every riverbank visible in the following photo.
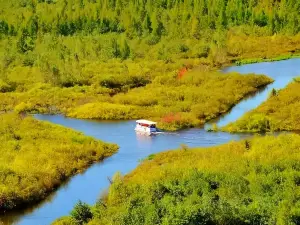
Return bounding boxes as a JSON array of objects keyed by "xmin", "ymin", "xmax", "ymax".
[
  {"xmin": 223, "ymin": 79, "xmax": 300, "ymax": 133},
  {"xmin": 0, "ymin": 48, "xmax": 298, "ymax": 223},
  {"xmin": 2, "ymin": 32, "xmax": 300, "ymax": 131},
  {"xmin": 235, "ymin": 53, "xmax": 300, "ymax": 66},
  {"xmin": 0, "ymin": 113, "xmax": 118, "ymax": 214},
  {"xmin": 53, "ymin": 133, "xmax": 300, "ymax": 225}
]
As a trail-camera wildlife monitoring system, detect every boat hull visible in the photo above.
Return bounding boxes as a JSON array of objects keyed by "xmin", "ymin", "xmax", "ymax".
[{"xmin": 135, "ymin": 127, "xmax": 156, "ymax": 135}]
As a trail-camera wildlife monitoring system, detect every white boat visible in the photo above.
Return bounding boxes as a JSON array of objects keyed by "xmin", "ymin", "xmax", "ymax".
[{"xmin": 135, "ymin": 119, "xmax": 157, "ymax": 135}]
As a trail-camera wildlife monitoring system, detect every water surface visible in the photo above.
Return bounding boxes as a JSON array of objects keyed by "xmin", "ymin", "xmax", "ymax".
[
  {"xmin": 1, "ymin": 58, "xmax": 300, "ymax": 225},
  {"xmin": 213, "ymin": 58, "xmax": 300, "ymax": 127}
]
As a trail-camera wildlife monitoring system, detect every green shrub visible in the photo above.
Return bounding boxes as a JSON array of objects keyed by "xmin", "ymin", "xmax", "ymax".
[
  {"xmin": 0, "ymin": 80, "xmax": 13, "ymax": 93},
  {"xmin": 70, "ymin": 201, "xmax": 93, "ymax": 225},
  {"xmin": 52, "ymin": 217, "xmax": 76, "ymax": 225},
  {"xmin": 68, "ymin": 102, "xmax": 142, "ymax": 120}
]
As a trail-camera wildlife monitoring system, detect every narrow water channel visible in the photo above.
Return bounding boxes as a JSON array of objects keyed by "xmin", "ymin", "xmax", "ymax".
[{"xmin": 1, "ymin": 58, "xmax": 300, "ymax": 225}]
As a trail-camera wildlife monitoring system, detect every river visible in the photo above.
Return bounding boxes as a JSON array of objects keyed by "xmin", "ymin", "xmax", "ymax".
[{"xmin": 1, "ymin": 58, "xmax": 300, "ymax": 225}]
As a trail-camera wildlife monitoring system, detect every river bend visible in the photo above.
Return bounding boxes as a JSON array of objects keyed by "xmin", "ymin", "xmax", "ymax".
[{"xmin": 1, "ymin": 58, "xmax": 300, "ymax": 225}]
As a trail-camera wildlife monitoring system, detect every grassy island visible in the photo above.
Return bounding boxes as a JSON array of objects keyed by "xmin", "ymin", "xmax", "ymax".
[
  {"xmin": 0, "ymin": 113, "xmax": 118, "ymax": 213},
  {"xmin": 67, "ymin": 71, "xmax": 273, "ymax": 130},
  {"xmin": 0, "ymin": 66, "xmax": 273, "ymax": 131}
]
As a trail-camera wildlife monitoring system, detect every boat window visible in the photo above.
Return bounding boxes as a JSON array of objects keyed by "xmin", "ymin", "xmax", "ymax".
[{"xmin": 137, "ymin": 122, "xmax": 156, "ymax": 128}]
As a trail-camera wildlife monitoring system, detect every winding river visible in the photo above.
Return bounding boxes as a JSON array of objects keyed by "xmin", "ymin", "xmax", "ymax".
[{"xmin": 1, "ymin": 58, "xmax": 300, "ymax": 225}]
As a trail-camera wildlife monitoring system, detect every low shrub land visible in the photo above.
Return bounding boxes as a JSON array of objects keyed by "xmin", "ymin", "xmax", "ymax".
[
  {"xmin": 68, "ymin": 71, "xmax": 272, "ymax": 130},
  {"xmin": 0, "ymin": 70, "xmax": 272, "ymax": 131},
  {"xmin": 0, "ymin": 113, "xmax": 118, "ymax": 213},
  {"xmin": 54, "ymin": 134, "xmax": 300, "ymax": 225}
]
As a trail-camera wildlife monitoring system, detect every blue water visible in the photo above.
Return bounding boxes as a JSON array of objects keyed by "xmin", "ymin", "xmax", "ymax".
[
  {"xmin": 213, "ymin": 58, "xmax": 300, "ymax": 127},
  {"xmin": 1, "ymin": 58, "xmax": 300, "ymax": 225}
]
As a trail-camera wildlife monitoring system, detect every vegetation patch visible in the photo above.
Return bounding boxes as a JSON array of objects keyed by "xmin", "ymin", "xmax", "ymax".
[
  {"xmin": 67, "ymin": 102, "xmax": 141, "ymax": 120},
  {"xmin": 0, "ymin": 113, "xmax": 118, "ymax": 213},
  {"xmin": 224, "ymin": 80, "xmax": 300, "ymax": 132},
  {"xmin": 67, "ymin": 71, "xmax": 273, "ymax": 130},
  {"xmin": 0, "ymin": 0, "xmax": 300, "ymax": 130},
  {"xmin": 0, "ymin": 69, "xmax": 272, "ymax": 131},
  {"xmin": 53, "ymin": 134, "xmax": 300, "ymax": 225}
]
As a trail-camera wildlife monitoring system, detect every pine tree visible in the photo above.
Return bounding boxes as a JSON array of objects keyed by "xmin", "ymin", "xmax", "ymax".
[
  {"xmin": 111, "ymin": 38, "xmax": 120, "ymax": 58},
  {"xmin": 121, "ymin": 38, "xmax": 130, "ymax": 59},
  {"xmin": 17, "ymin": 29, "xmax": 35, "ymax": 53}
]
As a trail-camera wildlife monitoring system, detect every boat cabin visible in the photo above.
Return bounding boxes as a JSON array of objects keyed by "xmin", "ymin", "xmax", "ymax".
[{"xmin": 135, "ymin": 119, "xmax": 157, "ymax": 134}]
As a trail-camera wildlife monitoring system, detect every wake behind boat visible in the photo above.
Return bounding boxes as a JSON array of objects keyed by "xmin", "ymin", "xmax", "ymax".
[{"xmin": 135, "ymin": 119, "xmax": 157, "ymax": 135}]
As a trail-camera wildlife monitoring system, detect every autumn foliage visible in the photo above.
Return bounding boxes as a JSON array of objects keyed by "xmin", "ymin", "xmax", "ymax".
[{"xmin": 177, "ymin": 67, "xmax": 188, "ymax": 79}]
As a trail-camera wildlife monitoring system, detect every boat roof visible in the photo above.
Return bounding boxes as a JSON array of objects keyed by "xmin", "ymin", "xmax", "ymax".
[{"xmin": 136, "ymin": 119, "xmax": 157, "ymax": 125}]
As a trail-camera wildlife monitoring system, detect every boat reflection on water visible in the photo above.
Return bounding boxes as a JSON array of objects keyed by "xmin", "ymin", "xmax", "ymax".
[{"xmin": 135, "ymin": 131, "xmax": 154, "ymax": 146}]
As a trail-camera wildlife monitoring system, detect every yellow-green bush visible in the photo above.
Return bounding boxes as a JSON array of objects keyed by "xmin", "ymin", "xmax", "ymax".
[
  {"xmin": 67, "ymin": 102, "xmax": 142, "ymax": 120},
  {"xmin": 0, "ymin": 84, "xmax": 112, "ymax": 114},
  {"xmin": 0, "ymin": 79, "xmax": 13, "ymax": 93},
  {"xmin": 0, "ymin": 113, "xmax": 118, "ymax": 212}
]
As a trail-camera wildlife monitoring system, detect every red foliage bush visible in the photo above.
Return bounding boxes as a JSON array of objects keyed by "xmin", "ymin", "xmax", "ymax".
[
  {"xmin": 161, "ymin": 113, "xmax": 182, "ymax": 123},
  {"xmin": 177, "ymin": 67, "xmax": 188, "ymax": 79}
]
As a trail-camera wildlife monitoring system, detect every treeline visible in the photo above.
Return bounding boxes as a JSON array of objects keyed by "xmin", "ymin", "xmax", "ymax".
[
  {"xmin": 1, "ymin": 0, "xmax": 300, "ymax": 38},
  {"xmin": 0, "ymin": 0, "xmax": 299, "ymax": 61},
  {"xmin": 53, "ymin": 134, "xmax": 300, "ymax": 225}
]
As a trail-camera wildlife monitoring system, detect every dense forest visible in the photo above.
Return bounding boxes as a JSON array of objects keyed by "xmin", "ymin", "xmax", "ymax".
[
  {"xmin": 224, "ymin": 78, "xmax": 300, "ymax": 132},
  {"xmin": 2, "ymin": 0, "xmax": 300, "ymax": 37},
  {"xmin": 53, "ymin": 134, "xmax": 300, "ymax": 225},
  {"xmin": 0, "ymin": 0, "xmax": 300, "ymax": 89},
  {"xmin": 0, "ymin": 113, "xmax": 118, "ymax": 212},
  {"xmin": 1, "ymin": 0, "xmax": 300, "ymax": 40}
]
